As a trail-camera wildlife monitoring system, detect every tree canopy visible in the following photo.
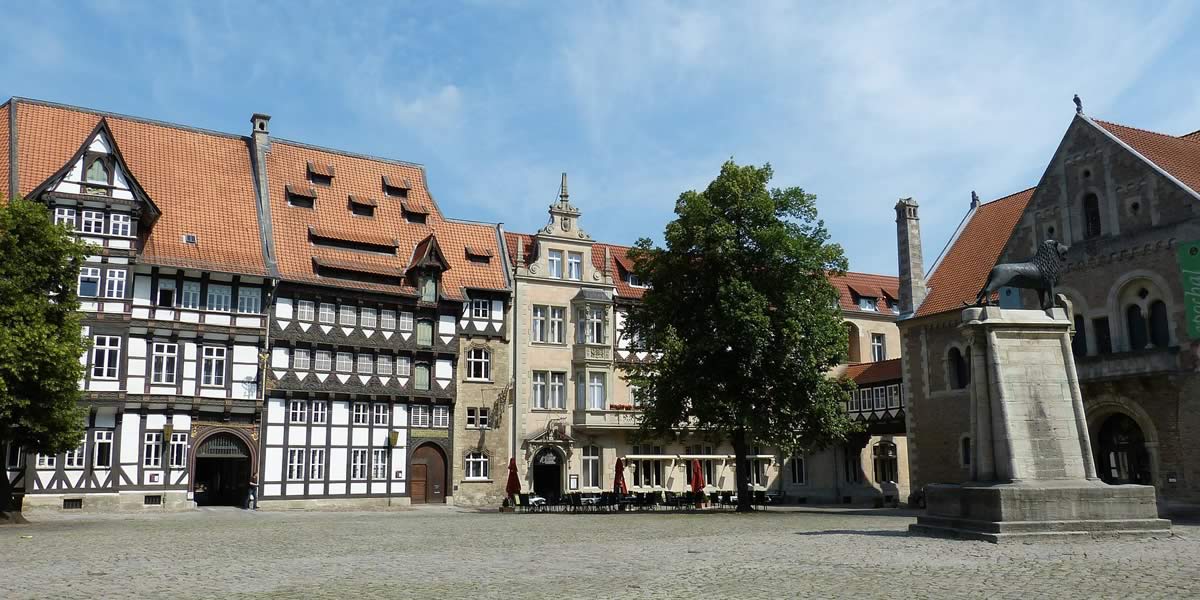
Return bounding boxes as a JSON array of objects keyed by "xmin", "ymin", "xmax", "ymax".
[{"xmin": 623, "ymin": 161, "xmax": 857, "ymax": 511}]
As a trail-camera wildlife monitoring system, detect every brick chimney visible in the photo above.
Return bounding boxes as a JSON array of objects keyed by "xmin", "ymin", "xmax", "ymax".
[
  {"xmin": 895, "ymin": 198, "xmax": 926, "ymax": 317},
  {"xmin": 248, "ymin": 113, "xmax": 278, "ymax": 276}
]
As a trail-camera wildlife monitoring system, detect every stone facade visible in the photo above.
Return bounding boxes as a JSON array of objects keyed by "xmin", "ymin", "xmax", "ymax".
[{"xmin": 451, "ymin": 334, "xmax": 511, "ymax": 507}]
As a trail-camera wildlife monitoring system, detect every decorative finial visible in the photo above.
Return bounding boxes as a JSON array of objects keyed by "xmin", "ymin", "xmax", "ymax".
[
  {"xmin": 971, "ymin": 190, "xmax": 980, "ymax": 208},
  {"xmin": 559, "ymin": 172, "xmax": 569, "ymax": 202},
  {"xmin": 1073, "ymin": 94, "xmax": 1082, "ymax": 114}
]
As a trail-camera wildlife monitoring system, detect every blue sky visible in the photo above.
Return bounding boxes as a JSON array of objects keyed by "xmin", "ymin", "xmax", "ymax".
[{"xmin": 4, "ymin": 1, "xmax": 1199, "ymax": 275}]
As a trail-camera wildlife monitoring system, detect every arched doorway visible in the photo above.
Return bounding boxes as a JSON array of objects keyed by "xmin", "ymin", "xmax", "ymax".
[
  {"xmin": 532, "ymin": 447, "xmax": 563, "ymax": 502},
  {"xmin": 1096, "ymin": 413, "xmax": 1151, "ymax": 485},
  {"xmin": 410, "ymin": 444, "xmax": 447, "ymax": 504},
  {"xmin": 193, "ymin": 433, "xmax": 252, "ymax": 507}
]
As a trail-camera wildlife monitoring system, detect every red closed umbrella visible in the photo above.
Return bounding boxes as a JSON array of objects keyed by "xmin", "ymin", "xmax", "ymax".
[
  {"xmin": 690, "ymin": 458, "xmax": 705, "ymax": 493},
  {"xmin": 613, "ymin": 457, "xmax": 628, "ymax": 495},
  {"xmin": 505, "ymin": 457, "xmax": 521, "ymax": 497}
]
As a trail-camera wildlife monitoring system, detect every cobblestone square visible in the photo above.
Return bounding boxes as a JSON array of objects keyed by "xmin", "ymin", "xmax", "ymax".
[{"xmin": 2, "ymin": 507, "xmax": 1196, "ymax": 599}]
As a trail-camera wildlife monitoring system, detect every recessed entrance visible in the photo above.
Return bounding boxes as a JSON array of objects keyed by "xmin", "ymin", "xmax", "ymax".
[
  {"xmin": 193, "ymin": 433, "xmax": 252, "ymax": 507},
  {"xmin": 1097, "ymin": 413, "xmax": 1151, "ymax": 485},
  {"xmin": 532, "ymin": 448, "xmax": 563, "ymax": 503},
  {"xmin": 411, "ymin": 444, "xmax": 446, "ymax": 504}
]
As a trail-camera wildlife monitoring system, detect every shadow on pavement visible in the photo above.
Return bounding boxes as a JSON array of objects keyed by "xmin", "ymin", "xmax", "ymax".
[{"xmin": 793, "ymin": 529, "xmax": 910, "ymax": 537}]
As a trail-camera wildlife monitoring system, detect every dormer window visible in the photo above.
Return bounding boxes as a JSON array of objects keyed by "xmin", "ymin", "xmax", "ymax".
[
  {"xmin": 383, "ymin": 175, "xmax": 410, "ymax": 198},
  {"xmin": 307, "ymin": 161, "xmax": 335, "ymax": 186},
  {"xmin": 401, "ymin": 200, "xmax": 428, "ymax": 224},
  {"xmin": 465, "ymin": 246, "xmax": 493, "ymax": 264},
  {"xmin": 286, "ymin": 184, "xmax": 316, "ymax": 209},
  {"xmin": 348, "ymin": 195, "xmax": 376, "ymax": 218},
  {"xmin": 858, "ymin": 296, "xmax": 877, "ymax": 312},
  {"xmin": 86, "ymin": 159, "xmax": 109, "ymax": 184},
  {"xmin": 417, "ymin": 275, "xmax": 437, "ymax": 303},
  {"xmin": 626, "ymin": 273, "xmax": 646, "ymax": 288}
]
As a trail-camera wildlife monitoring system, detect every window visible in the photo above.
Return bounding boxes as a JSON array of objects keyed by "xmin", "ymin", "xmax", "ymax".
[
  {"xmin": 336, "ymin": 352, "xmax": 353, "ymax": 373},
  {"xmin": 874, "ymin": 387, "xmax": 886, "ymax": 410},
  {"xmin": 287, "ymin": 449, "xmax": 305, "ymax": 480},
  {"xmin": 532, "ymin": 306, "xmax": 547, "ymax": 342},
  {"xmin": 1093, "ymin": 317, "xmax": 1113, "ymax": 354},
  {"xmin": 873, "ymin": 442, "xmax": 898, "ymax": 483},
  {"xmin": 109, "ymin": 213, "xmax": 131, "ymax": 237},
  {"xmin": 311, "ymin": 401, "xmax": 328, "ymax": 424},
  {"xmin": 632, "ymin": 445, "xmax": 662, "ymax": 488},
  {"xmin": 567, "ymin": 252, "xmax": 583, "ymax": 280},
  {"xmin": 588, "ymin": 372, "xmax": 606, "ymax": 410},
  {"xmin": 79, "ymin": 267, "xmax": 100, "ymax": 297},
  {"xmin": 339, "ymin": 305, "xmax": 356, "ymax": 326},
  {"xmin": 471, "ymin": 299, "xmax": 490, "ymax": 319},
  {"xmin": 93, "ymin": 430, "xmax": 113, "ymax": 468},
  {"xmin": 309, "ymin": 448, "xmax": 326, "ymax": 480},
  {"xmin": 466, "ymin": 407, "xmax": 490, "ymax": 429},
  {"xmin": 1127, "ymin": 305, "xmax": 1148, "ymax": 350},
  {"xmin": 289, "ymin": 400, "xmax": 307, "ymax": 423},
  {"xmin": 85, "ymin": 159, "xmax": 109, "ymax": 184},
  {"xmin": 37, "ymin": 453, "xmax": 56, "ymax": 468},
  {"xmin": 351, "ymin": 449, "xmax": 368, "ymax": 480},
  {"xmin": 54, "ymin": 207, "xmax": 76, "ymax": 227},
  {"xmin": 790, "ymin": 455, "xmax": 806, "ymax": 484},
  {"xmin": 414, "ymin": 363, "xmax": 431, "ymax": 390},
  {"xmin": 373, "ymin": 403, "xmax": 389, "ymax": 426},
  {"xmin": 143, "ymin": 432, "xmax": 163, "ymax": 468},
  {"xmin": 843, "ymin": 445, "xmax": 862, "ymax": 483},
  {"xmin": 627, "ymin": 272, "xmax": 645, "ymax": 288},
  {"xmin": 550, "ymin": 372, "xmax": 566, "ymax": 409},
  {"xmin": 297, "ymin": 300, "xmax": 315, "ymax": 322},
  {"xmin": 1072, "ymin": 314, "xmax": 1088, "ymax": 356},
  {"xmin": 5, "ymin": 443, "xmax": 22, "ymax": 469},
  {"xmin": 871, "ymin": 333, "xmax": 886, "ymax": 362},
  {"xmin": 357, "ymin": 353, "xmax": 374, "ymax": 375},
  {"xmin": 1149, "ymin": 301, "xmax": 1169, "ymax": 348},
  {"xmin": 151, "ymin": 342, "xmax": 177, "ymax": 384},
  {"xmin": 749, "ymin": 446, "xmax": 766, "ymax": 487},
  {"xmin": 411, "ymin": 405, "xmax": 430, "ymax": 428},
  {"xmin": 292, "ymin": 348, "xmax": 311, "ymax": 371},
  {"xmin": 381, "ymin": 309, "xmax": 396, "ymax": 330},
  {"xmin": 180, "ymin": 281, "xmax": 200, "ymax": 310},
  {"xmin": 360, "ymin": 307, "xmax": 377, "ymax": 329},
  {"xmin": 377, "ymin": 354, "xmax": 393, "ymax": 376},
  {"xmin": 104, "ymin": 269, "xmax": 126, "ymax": 299},
  {"xmin": 887, "ymin": 385, "xmax": 900, "ymax": 408},
  {"xmin": 418, "ymin": 276, "xmax": 437, "ymax": 303},
  {"xmin": 858, "ymin": 296, "xmax": 877, "ymax": 311},
  {"xmin": 465, "ymin": 452, "xmax": 489, "ymax": 479},
  {"xmin": 532, "ymin": 372, "xmax": 547, "ymax": 409},
  {"xmin": 582, "ymin": 445, "xmax": 601, "ymax": 488},
  {"xmin": 371, "ymin": 449, "xmax": 388, "ymax": 479},
  {"xmin": 961, "ymin": 436, "xmax": 972, "ymax": 467},
  {"xmin": 948, "ymin": 347, "xmax": 969, "ymax": 390},
  {"xmin": 548, "ymin": 250, "xmax": 563, "ymax": 278},
  {"xmin": 432, "ymin": 405, "xmax": 449, "ymax": 428},
  {"xmin": 395, "ymin": 356, "xmax": 411, "ymax": 377},
  {"xmin": 314, "ymin": 350, "xmax": 332, "ymax": 372},
  {"xmin": 579, "ymin": 306, "xmax": 605, "ymax": 344},
  {"xmin": 416, "ymin": 320, "xmax": 433, "ymax": 347},
  {"xmin": 91, "ymin": 335, "xmax": 120, "ymax": 379},
  {"xmin": 549, "ymin": 308, "xmax": 565, "ymax": 344},
  {"xmin": 848, "ymin": 388, "xmax": 860, "ymax": 412},
  {"xmin": 398, "ymin": 311, "xmax": 414, "ymax": 331},
  {"xmin": 684, "ymin": 445, "xmax": 716, "ymax": 486},
  {"xmin": 237, "ymin": 287, "xmax": 260, "ymax": 314},
  {"xmin": 201, "ymin": 346, "xmax": 226, "ymax": 387},
  {"xmin": 466, "ymin": 348, "xmax": 490, "ymax": 380},
  {"xmin": 169, "ymin": 433, "xmax": 187, "ymax": 468},
  {"xmin": 1083, "ymin": 193, "xmax": 1102, "ymax": 239},
  {"xmin": 81, "ymin": 210, "xmax": 104, "ymax": 234},
  {"xmin": 352, "ymin": 402, "xmax": 369, "ymax": 425},
  {"xmin": 207, "ymin": 284, "xmax": 231, "ymax": 312},
  {"xmin": 318, "ymin": 303, "xmax": 335, "ymax": 324},
  {"xmin": 64, "ymin": 440, "xmax": 85, "ymax": 469}
]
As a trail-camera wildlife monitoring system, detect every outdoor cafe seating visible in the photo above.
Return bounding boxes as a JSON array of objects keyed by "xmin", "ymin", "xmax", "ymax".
[{"xmin": 507, "ymin": 489, "xmax": 776, "ymax": 514}]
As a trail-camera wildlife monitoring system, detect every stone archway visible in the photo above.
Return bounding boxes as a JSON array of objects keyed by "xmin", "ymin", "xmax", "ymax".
[
  {"xmin": 410, "ymin": 443, "xmax": 447, "ymax": 504},
  {"xmin": 531, "ymin": 447, "xmax": 565, "ymax": 502},
  {"xmin": 191, "ymin": 431, "xmax": 255, "ymax": 507},
  {"xmin": 1086, "ymin": 399, "xmax": 1159, "ymax": 488}
]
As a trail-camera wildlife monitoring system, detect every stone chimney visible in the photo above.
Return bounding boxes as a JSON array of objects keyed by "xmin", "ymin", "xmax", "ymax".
[
  {"xmin": 249, "ymin": 113, "xmax": 277, "ymax": 275},
  {"xmin": 895, "ymin": 198, "xmax": 926, "ymax": 317}
]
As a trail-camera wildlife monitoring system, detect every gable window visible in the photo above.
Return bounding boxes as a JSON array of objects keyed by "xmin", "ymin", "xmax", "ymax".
[
  {"xmin": 1083, "ymin": 193, "xmax": 1102, "ymax": 239},
  {"xmin": 381, "ymin": 309, "xmax": 396, "ymax": 330},
  {"xmin": 201, "ymin": 346, "xmax": 226, "ymax": 387},
  {"xmin": 292, "ymin": 348, "xmax": 311, "ymax": 371},
  {"xmin": 871, "ymin": 333, "xmax": 886, "ymax": 362},
  {"xmin": 318, "ymin": 303, "xmax": 335, "ymax": 324},
  {"xmin": 532, "ymin": 372, "xmax": 548, "ymax": 409},
  {"xmin": 86, "ymin": 159, "xmax": 110, "ymax": 184},
  {"xmin": 548, "ymin": 250, "xmax": 563, "ymax": 279},
  {"xmin": 237, "ymin": 287, "xmax": 260, "ymax": 314},
  {"xmin": 432, "ymin": 405, "xmax": 450, "ymax": 428},
  {"xmin": 471, "ymin": 299, "xmax": 490, "ymax": 320},
  {"xmin": 54, "ymin": 207, "xmax": 76, "ymax": 228},
  {"xmin": 418, "ymin": 276, "xmax": 437, "ymax": 303},
  {"xmin": 414, "ymin": 363, "xmax": 431, "ymax": 390},
  {"xmin": 311, "ymin": 401, "xmax": 328, "ymax": 425},
  {"xmin": 314, "ymin": 350, "xmax": 332, "ymax": 371},
  {"xmin": 417, "ymin": 319, "xmax": 434, "ymax": 347},
  {"xmin": 109, "ymin": 213, "xmax": 132, "ymax": 237},
  {"xmin": 549, "ymin": 307, "xmax": 565, "ymax": 343},
  {"xmin": 81, "ymin": 210, "xmax": 104, "ymax": 235},
  {"xmin": 93, "ymin": 430, "xmax": 113, "ymax": 468},
  {"xmin": 336, "ymin": 352, "xmax": 353, "ymax": 373},
  {"xmin": 466, "ymin": 348, "xmax": 490, "ymax": 381},
  {"xmin": 466, "ymin": 407, "xmax": 490, "ymax": 429},
  {"xmin": 151, "ymin": 342, "xmax": 178, "ymax": 384},
  {"xmin": 169, "ymin": 433, "xmax": 188, "ymax": 468},
  {"xmin": 78, "ymin": 267, "xmax": 101, "ymax": 297},
  {"xmin": 465, "ymin": 452, "xmax": 489, "ymax": 480},
  {"xmin": 582, "ymin": 445, "xmax": 601, "ymax": 488},
  {"xmin": 91, "ymin": 335, "xmax": 120, "ymax": 379},
  {"xmin": 207, "ymin": 284, "xmax": 232, "ymax": 312},
  {"xmin": 411, "ymin": 405, "xmax": 430, "ymax": 428},
  {"xmin": 398, "ymin": 311, "xmax": 414, "ymax": 331},
  {"xmin": 352, "ymin": 402, "xmax": 369, "ymax": 425},
  {"xmin": 360, "ymin": 307, "xmax": 377, "ymax": 329},
  {"xmin": 532, "ymin": 306, "xmax": 547, "ymax": 342},
  {"xmin": 143, "ymin": 432, "xmax": 163, "ymax": 468},
  {"xmin": 567, "ymin": 252, "xmax": 583, "ymax": 280},
  {"xmin": 339, "ymin": 305, "xmax": 356, "ymax": 327},
  {"xmin": 180, "ymin": 281, "xmax": 201, "ymax": 309}
]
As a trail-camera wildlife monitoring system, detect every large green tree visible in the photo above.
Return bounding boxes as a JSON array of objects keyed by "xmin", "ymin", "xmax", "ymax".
[
  {"xmin": 624, "ymin": 161, "xmax": 856, "ymax": 512},
  {"xmin": 0, "ymin": 196, "xmax": 89, "ymax": 522}
]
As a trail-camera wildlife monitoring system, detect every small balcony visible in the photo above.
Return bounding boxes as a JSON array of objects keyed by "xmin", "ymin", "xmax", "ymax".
[
  {"xmin": 572, "ymin": 408, "xmax": 641, "ymax": 430},
  {"xmin": 573, "ymin": 343, "xmax": 612, "ymax": 364}
]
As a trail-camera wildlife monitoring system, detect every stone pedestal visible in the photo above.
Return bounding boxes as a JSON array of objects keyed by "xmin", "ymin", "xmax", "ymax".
[{"xmin": 910, "ymin": 306, "xmax": 1171, "ymax": 543}]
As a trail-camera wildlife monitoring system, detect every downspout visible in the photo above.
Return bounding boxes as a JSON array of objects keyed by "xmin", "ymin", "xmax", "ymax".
[{"xmin": 496, "ymin": 224, "xmax": 518, "ymax": 460}]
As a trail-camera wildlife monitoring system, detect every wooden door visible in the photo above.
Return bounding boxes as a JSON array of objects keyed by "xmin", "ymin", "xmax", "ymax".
[
  {"xmin": 411, "ymin": 464, "xmax": 428, "ymax": 504},
  {"xmin": 411, "ymin": 444, "xmax": 447, "ymax": 504}
]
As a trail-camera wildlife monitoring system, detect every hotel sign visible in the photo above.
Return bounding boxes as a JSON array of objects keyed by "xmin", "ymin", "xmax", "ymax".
[{"xmin": 1177, "ymin": 240, "xmax": 1200, "ymax": 339}]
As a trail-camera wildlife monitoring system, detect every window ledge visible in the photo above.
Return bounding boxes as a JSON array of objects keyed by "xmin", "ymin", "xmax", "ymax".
[{"xmin": 463, "ymin": 478, "xmax": 493, "ymax": 483}]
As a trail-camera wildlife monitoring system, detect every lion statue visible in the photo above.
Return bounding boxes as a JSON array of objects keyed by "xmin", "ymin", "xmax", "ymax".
[{"xmin": 971, "ymin": 239, "xmax": 1069, "ymax": 310}]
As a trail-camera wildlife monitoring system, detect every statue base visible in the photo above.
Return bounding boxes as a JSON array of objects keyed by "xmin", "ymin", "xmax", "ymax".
[{"xmin": 910, "ymin": 480, "xmax": 1171, "ymax": 543}]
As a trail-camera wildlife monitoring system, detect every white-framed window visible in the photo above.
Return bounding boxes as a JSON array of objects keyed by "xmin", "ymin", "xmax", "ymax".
[
  {"xmin": 91, "ymin": 335, "xmax": 120, "ymax": 379},
  {"xmin": 351, "ymin": 449, "xmax": 368, "ymax": 480},
  {"xmin": 888, "ymin": 384, "xmax": 902, "ymax": 408},
  {"xmin": 180, "ymin": 281, "xmax": 201, "ymax": 310},
  {"xmin": 151, "ymin": 342, "xmax": 177, "ymax": 384},
  {"xmin": 790, "ymin": 454, "xmax": 806, "ymax": 484},
  {"xmin": 93, "ymin": 430, "xmax": 113, "ymax": 468},
  {"xmin": 371, "ymin": 449, "xmax": 388, "ymax": 479},
  {"xmin": 432, "ymin": 405, "xmax": 449, "ymax": 428},
  {"xmin": 287, "ymin": 449, "xmax": 305, "ymax": 481},
  {"xmin": 471, "ymin": 299, "xmax": 490, "ymax": 320},
  {"xmin": 169, "ymin": 433, "xmax": 187, "ymax": 468},
  {"xmin": 466, "ymin": 407, "xmax": 490, "ymax": 429},
  {"xmin": 104, "ymin": 269, "xmax": 126, "ymax": 299},
  {"xmin": 377, "ymin": 354, "xmax": 393, "ymax": 376},
  {"xmin": 398, "ymin": 311, "xmax": 414, "ymax": 331},
  {"xmin": 582, "ymin": 445, "xmax": 601, "ymax": 488},
  {"xmin": 54, "ymin": 207, "xmax": 76, "ymax": 228},
  {"xmin": 871, "ymin": 333, "xmax": 886, "ymax": 362},
  {"xmin": 289, "ymin": 400, "xmax": 307, "ymax": 423},
  {"xmin": 874, "ymin": 387, "xmax": 886, "ymax": 410},
  {"xmin": 360, "ymin": 307, "xmax": 377, "ymax": 329},
  {"xmin": 143, "ymin": 432, "xmax": 163, "ymax": 468},
  {"xmin": 109, "ymin": 213, "xmax": 132, "ymax": 237},
  {"xmin": 78, "ymin": 267, "xmax": 101, "ymax": 297},
  {"xmin": 532, "ymin": 306, "xmax": 547, "ymax": 342},
  {"xmin": 64, "ymin": 440, "xmax": 85, "ymax": 469},
  {"xmin": 237, "ymin": 287, "xmax": 260, "ymax": 314},
  {"xmin": 318, "ymin": 303, "xmax": 335, "ymax": 324},
  {"xmin": 859, "ymin": 296, "xmax": 878, "ymax": 312},
  {"xmin": 314, "ymin": 350, "xmax": 332, "ymax": 372},
  {"xmin": 352, "ymin": 402, "xmax": 369, "ymax": 425},
  {"xmin": 466, "ymin": 348, "xmax": 490, "ymax": 381},
  {"xmin": 414, "ymin": 363, "xmax": 431, "ymax": 390},
  {"xmin": 396, "ymin": 356, "xmax": 411, "ymax": 377},
  {"xmin": 309, "ymin": 448, "xmax": 326, "ymax": 480},
  {"xmin": 465, "ymin": 452, "xmax": 489, "ymax": 480},
  {"xmin": 357, "ymin": 353, "xmax": 374, "ymax": 375},
  {"xmin": 296, "ymin": 300, "xmax": 315, "ymax": 322},
  {"xmin": 588, "ymin": 372, "xmax": 606, "ymax": 410},
  {"xmin": 201, "ymin": 346, "xmax": 226, "ymax": 387},
  {"xmin": 4, "ymin": 443, "xmax": 22, "ymax": 469},
  {"xmin": 81, "ymin": 210, "xmax": 104, "ymax": 234},
  {"xmin": 410, "ymin": 405, "xmax": 430, "ymax": 428},
  {"xmin": 548, "ymin": 249, "xmax": 563, "ymax": 278},
  {"xmin": 292, "ymin": 348, "xmax": 311, "ymax": 371},
  {"xmin": 627, "ymin": 272, "xmax": 646, "ymax": 288},
  {"xmin": 157, "ymin": 279, "xmax": 176, "ymax": 307},
  {"xmin": 578, "ymin": 306, "xmax": 606, "ymax": 344},
  {"xmin": 336, "ymin": 352, "xmax": 353, "ymax": 373},
  {"xmin": 311, "ymin": 401, "xmax": 328, "ymax": 424},
  {"xmin": 37, "ymin": 453, "xmax": 56, "ymax": 468},
  {"xmin": 207, "ymin": 284, "xmax": 231, "ymax": 312},
  {"xmin": 373, "ymin": 403, "xmax": 389, "ymax": 426},
  {"xmin": 549, "ymin": 307, "xmax": 565, "ymax": 343},
  {"xmin": 849, "ymin": 389, "xmax": 860, "ymax": 412},
  {"xmin": 532, "ymin": 371, "xmax": 547, "ymax": 409},
  {"xmin": 550, "ymin": 372, "xmax": 566, "ymax": 409},
  {"xmin": 381, "ymin": 309, "xmax": 396, "ymax": 330},
  {"xmin": 567, "ymin": 251, "xmax": 583, "ymax": 280},
  {"xmin": 339, "ymin": 305, "xmax": 356, "ymax": 327}
]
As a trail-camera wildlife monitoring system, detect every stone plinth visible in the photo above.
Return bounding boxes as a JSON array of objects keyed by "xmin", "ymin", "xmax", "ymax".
[{"xmin": 910, "ymin": 306, "xmax": 1171, "ymax": 542}]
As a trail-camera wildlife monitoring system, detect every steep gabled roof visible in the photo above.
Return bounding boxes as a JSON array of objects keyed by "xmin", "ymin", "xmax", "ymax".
[
  {"xmin": 1092, "ymin": 118, "xmax": 1200, "ymax": 199},
  {"xmin": 594, "ymin": 243, "xmax": 645, "ymax": 299},
  {"xmin": 1, "ymin": 101, "xmax": 10, "ymax": 200},
  {"xmin": 844, "ymin": 358, "xmax": 902, "ymax": 385},
  {"xmin": 830, "ymin": 272, "xmax": 900, "ymax": 314}
]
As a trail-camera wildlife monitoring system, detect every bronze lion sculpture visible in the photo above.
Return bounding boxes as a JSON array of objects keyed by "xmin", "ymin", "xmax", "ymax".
[{"xmin": 971, "ymin": 239, "xmax": 1069, "ymax": 310}]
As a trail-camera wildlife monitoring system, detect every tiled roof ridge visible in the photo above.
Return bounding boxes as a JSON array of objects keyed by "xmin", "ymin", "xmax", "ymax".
[
  {"xmin": 1092, "ymin": 117, "xmax": 1200, "ymax": 147},
  {"xmin": 839, "ymin": 270, "xmax": 899, "ymax": 279},
  {"xmin": 273, "ymin": 137, "xmax": 425, "ymax": 169},
  {"xmin": 8, "ymin": 96, "xmax": 246, "ymax": 141}
]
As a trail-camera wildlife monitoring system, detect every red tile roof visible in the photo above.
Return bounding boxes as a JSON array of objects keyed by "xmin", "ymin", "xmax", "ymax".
[
  {"xmin": 914, "ymin": 188, "xmax": 1034, "ymax": 318},
  {"xmin": 1094, "ymin": 118, "xmax": 1200, "ymax": 196},
  {"xmin": 1182, "ymin": 129, "xmax": 1200, "ymax": 143},
  {"xmin": 594, "ymin": 243, "xmax": 645, "ymax": 299},
  {"xmin": 0, "ymin": 102, "xmax": 10, "ymax": 199},
  {"xmin": 843, "ymin": 358, "xmax": 902, "ymax": 385},
  {"xmin": 830, "ymin": 272, "xmax": 900, "ymax": 314}
]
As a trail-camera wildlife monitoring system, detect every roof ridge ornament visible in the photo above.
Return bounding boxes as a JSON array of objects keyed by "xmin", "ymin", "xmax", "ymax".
[
  {"xmin": 1074, "ymin": 94, "xmax": 1083, "ymax": 115},
  {"xmin": 540, "ymin": 171, "xmax": 592, "ymax": 240}
]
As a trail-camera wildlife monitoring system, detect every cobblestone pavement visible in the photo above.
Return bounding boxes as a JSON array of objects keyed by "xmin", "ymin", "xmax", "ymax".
[{"xmin": 2, "ymin": 506, "xmax": 1196, "ymax": 599}]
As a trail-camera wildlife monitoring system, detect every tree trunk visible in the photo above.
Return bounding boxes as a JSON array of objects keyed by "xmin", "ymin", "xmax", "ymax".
[
  {"xmin": 732, "ymin": 426, "xmax": 753, "ymax": 513},
  {"xmin": 0, "ymin": 463, "xmax": 27, "ymax": 524}
]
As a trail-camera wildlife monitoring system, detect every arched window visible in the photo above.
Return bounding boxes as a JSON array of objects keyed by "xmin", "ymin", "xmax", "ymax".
[
  {"xmin": 1083, "ymin": 193, "xmax": 1102, "ymax": 238},
  {"xmin": 872, "ymin": 442, "xmax": 898, "ymax": 483},
  {"xmin": 1126, "ymin": 305, "xmax": 1148, "ymax": 350},
  {"xmin": 961, "ymin": 436, "xmax": 972, "ymax": 467},
  {"xmin": 85, "ymin": 159, "xmax": 109, "ymax": 184},
  {"xmin": 846, "ymin": 323, "xmax": 861, "ymax": 363},
  {"xmin": 464, "ymin": 451, "xmax": 489, "ymax": 480},
  {"xmin": 948, "ymin": 347, "xmax": 968, "ymax": 390},
  {"xmin": 466, "ymin": 347, "xmax": 490, "ymax": 381},
  {"xmin": 1149, "ymin": 301, "xmax": 1169, "ymax": 347}
]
